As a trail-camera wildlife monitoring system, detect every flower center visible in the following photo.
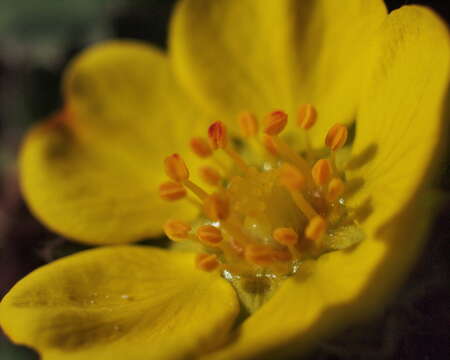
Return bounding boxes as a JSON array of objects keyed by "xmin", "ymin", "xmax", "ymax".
[{"xmin": 160, "ymin": 105, "xmax": 364, "ymax": 310}]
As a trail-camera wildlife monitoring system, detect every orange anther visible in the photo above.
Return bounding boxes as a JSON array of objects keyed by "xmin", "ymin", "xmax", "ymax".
[
  {"xmin": 238, "ymin": 111, "xmax": 258, "ymax": 137},
  {"xmin": 190, "ymin": 137, "xmax": 212, "ymax": 158},
  {"xmin": 159, "ymin": 181, "xmax": 187, "ymax": 201},
  {"xmin": 199, "ymin": 166, "xmax": 221, "ymax": 186},
  {"xmin": 197, "ymin": 225, "xmax": 223, "ymax": 246},
  {"xmin": 327, "ymin": 177, "xmax": 345, "ymax": 202},
  {"xmin": 262, "ymin": 134, "xmax": 278, "ymax": 156},
  {"xmin": 164, "ymin": 219, "xmax": 191, "ymax": 241},
  {"xmin": 245, "ymin": 245, "xmax": 275, "ymax": 266},
  {"xmin": 203, "ymin": 192, "xmax": 230, "ymax": 221},
  {"xmin": 312, "ymin": 159, "xmax": 332, "ymax": 186},
  {"xmin": 271, "ymin": 249, "xmax": 293, "ymax": 262},
  {"xmin": 164, "ymin": 154, "xmax": 189, "ymax": 182},
  {"xmin": 273, "ymin": 227, "xmax": 299, "ymax": 246},
  {"xmin": 208, "ymin": 121, "xmax": 228, "ymax": 150},
  {"xmin": 325, "ymin": 124, "xmax": 348, "ymax": 151},
  {"xmin": 279, "ymin": 163, "xmax": 306, "ymax": 191},
  {"xmin": 297, "ymin": 104, "xmax": 317, "ymax": 130},
  {"xmin": 305, "ymin": 216, "xmax": 326, "ymax": 242},
  {"xmin": 263, "ymin": 110, "xmax": 288, "ymax": 136},
  {"xmin": 196, "ymin": 253, "xmax": 220, "ymax": 272}
]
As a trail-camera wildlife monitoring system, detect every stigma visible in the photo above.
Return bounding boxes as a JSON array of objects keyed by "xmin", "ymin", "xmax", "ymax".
[{"xmin": 159, "ymin": 106, "xmax": 364, "ymax": 282}]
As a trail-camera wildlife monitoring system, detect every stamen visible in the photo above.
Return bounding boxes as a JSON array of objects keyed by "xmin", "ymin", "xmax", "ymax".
[
  {"xmin": 159, "ymin": 181, "xmax": 187, "ymax": 201},
  {"xmin": 262, "ymin": 134, "xmax": 279, "ymax": 156},
  {"xmin": 203, "ymin": 192, "xmax": 230, "ymax": 221},
  {"xmin": 327, "ymin": 177, "xmax": 345, "ymax": 202},
  {"xmin": 278, "ymin": 163, "xmax": 306, "ymax": 191},
  {"xmin": 224, "ymin": 146, "xmax": 249, "ymax": 172},
  {"xmin": 305, "ymin": 216, "xmax": 327, "ymax": 244},
  {"xmin": 288, "ymin": 190, "xmax": 318, "ymax": 220},
  {"xmin": 183, "ymin": 180, "xmax": 209, "ymax": 201},
  {"xmin": 164, "ymin": 219, "xmax": 191, "ymax": 241},
  {"xmin": 199, "ymin": 166, "xmax": 221, "ymax": 186},
  {"xmin": 238, "ymin": 111, "xmax": 258, "ymax": 137},
  {"xmin": 208, "ymin": 121, "xmax": 228, "ymax": 150},
  {"xmin": 271, "ymin": 250, "xmax": 292, "ymax": 262},
  {"xmin": 325, "ymin": 124, "xmax": 348, "ymax": 151},
  {"xmin": 297, "ymin": 104, "xmax": 317, "ymax": 130},
  {"xmin": 278, "ymin": 165, "xmax": 318, "ymax": 219},
  {"xmin": 270, "ymin": 136, "xmax": 311, "ymax": 175},
  {"xmin": 297, "ymin": 104, "xmax": 317, "ymax": 159},
  {"xmin": 273, "ymin": 227, "xmax": 298, "ymax": 246},
  {"xmin": 311, "ymin": 159, "xmax": 332, "ymax": 187},
  {"xmin": 196, "ymin": 225, "xmax": 223, "ymax": 246},
  {"xmin": 164, "ymin": 154, "xmax": 189, "ymax": 182},
  {"xmin": 245, "ymin": 245, "xmax": 292, "ymax": 267},
  {"xmin": 163, "ymin": 155, "xmax": 208, "ymax": 200},
  {"xmin": 161, "ymin": 107, "xmax": 357, "ymax": 281},
  {"xmin": 263, "ymin": 110, "xmax": 288, "ymax": 136},
  {"xmin": 245, "ymin": 244, "xmax": 276, "ymax": 266},
  {"xmin": 208, "ymin": 121, "xmax": 249, "ymax": 172},
  {"xmin": 186, "ymin": 196, "xmax": 203, "ymax": 209},
  {"xmin": 196, "ymin": 253, "xmax": 220, "ymax": 272},
  {"xmin": 273, "ymin": 227, "xmax": 301, "ymax": 259},
  {"xmin": 190, "ymin": 137, "xmax": 213, "ymax": 158}
]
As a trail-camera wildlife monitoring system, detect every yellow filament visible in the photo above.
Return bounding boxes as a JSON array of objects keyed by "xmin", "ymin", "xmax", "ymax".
[
  {"xmin": 303, "ymin": 132, "xmax": 313, "ymax": 161},
  {"xmin": 271, "ymin": 136, "xmax": 311, "ymax": 176},
  {"xmin": 329, "ymin": 151, "xmax": 337, "ymax": 174},
  {"xmin": 288, "ymin": 189, "xmax": 318, "ymax": 220},
  {"xmin": 183, "ymin": 179, "xmax": 208, "ymax": 200},
  {"xmin": 186, "ymin": 196, "xmax": 203, "ymax": 209},
  {"xmin": 305, "ymin": 216, "xmax": 327, "ymax": 248},
  {"xmin": 287, "ymin": 244, "xmax": 301, "ymax": 260},
  {"xmin": 224, "ymin": 146, "xmax": 249, "ymax": 172}
]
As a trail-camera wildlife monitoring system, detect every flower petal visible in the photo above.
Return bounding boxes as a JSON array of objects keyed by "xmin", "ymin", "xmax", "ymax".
[
  {"xmin": 170, "ymin": 0, "xmax": 387, "ymax": 145},
  {"xmin": 20, "ymin": 41, "xmax": 209, "ymax": 244},
  {"xmin": 347, "ymin": 5, "xmax": 449, "ymax": 231},
  {"xmin": 203, "ymin": 195, "xmax": 435, "ymax": 360},
  {"xmin": 0, "ymin": 246, "xmax": 239, "ymax": 360}
]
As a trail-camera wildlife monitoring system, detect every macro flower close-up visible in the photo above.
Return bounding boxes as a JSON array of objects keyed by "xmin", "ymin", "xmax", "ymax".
[{"xmin": 0, "ymin": 0, "xmax": 449, "ymax": 360}]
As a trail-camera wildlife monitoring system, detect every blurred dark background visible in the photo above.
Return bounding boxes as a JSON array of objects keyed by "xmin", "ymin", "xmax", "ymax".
[{"xmin": 0, "ymin": 1, "xmax": 448, "ymax": 359}]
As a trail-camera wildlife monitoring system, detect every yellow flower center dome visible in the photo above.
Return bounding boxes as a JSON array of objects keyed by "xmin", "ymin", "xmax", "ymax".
[{"xmin": 160, "ymin": 105, "xmax": 364, "ymax": 309}]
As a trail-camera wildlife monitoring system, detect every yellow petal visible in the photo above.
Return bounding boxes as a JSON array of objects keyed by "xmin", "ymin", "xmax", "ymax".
[
  {"xmin": 0, "ymin": 246, "xmax": 239, "ymax": 360},
  {"xmin": 170, "ymin": 0, "xmax": 387, "ymax": 146},
  {"xmin": 347, "ymin": 5, "xmax": 449, "ymax": 231},
  {"xmin": 204, "ymin": 193, "xmax": 435, "ymax": 360},
  {"xmin": 20, "ymin": 40, "xmax": 209, "ymax": 244}
]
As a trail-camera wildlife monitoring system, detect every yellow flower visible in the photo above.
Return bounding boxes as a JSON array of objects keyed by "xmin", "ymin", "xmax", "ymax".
[{"xmin": 1, "ymin": 1, "xmax": 448, "ymax": 359}]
